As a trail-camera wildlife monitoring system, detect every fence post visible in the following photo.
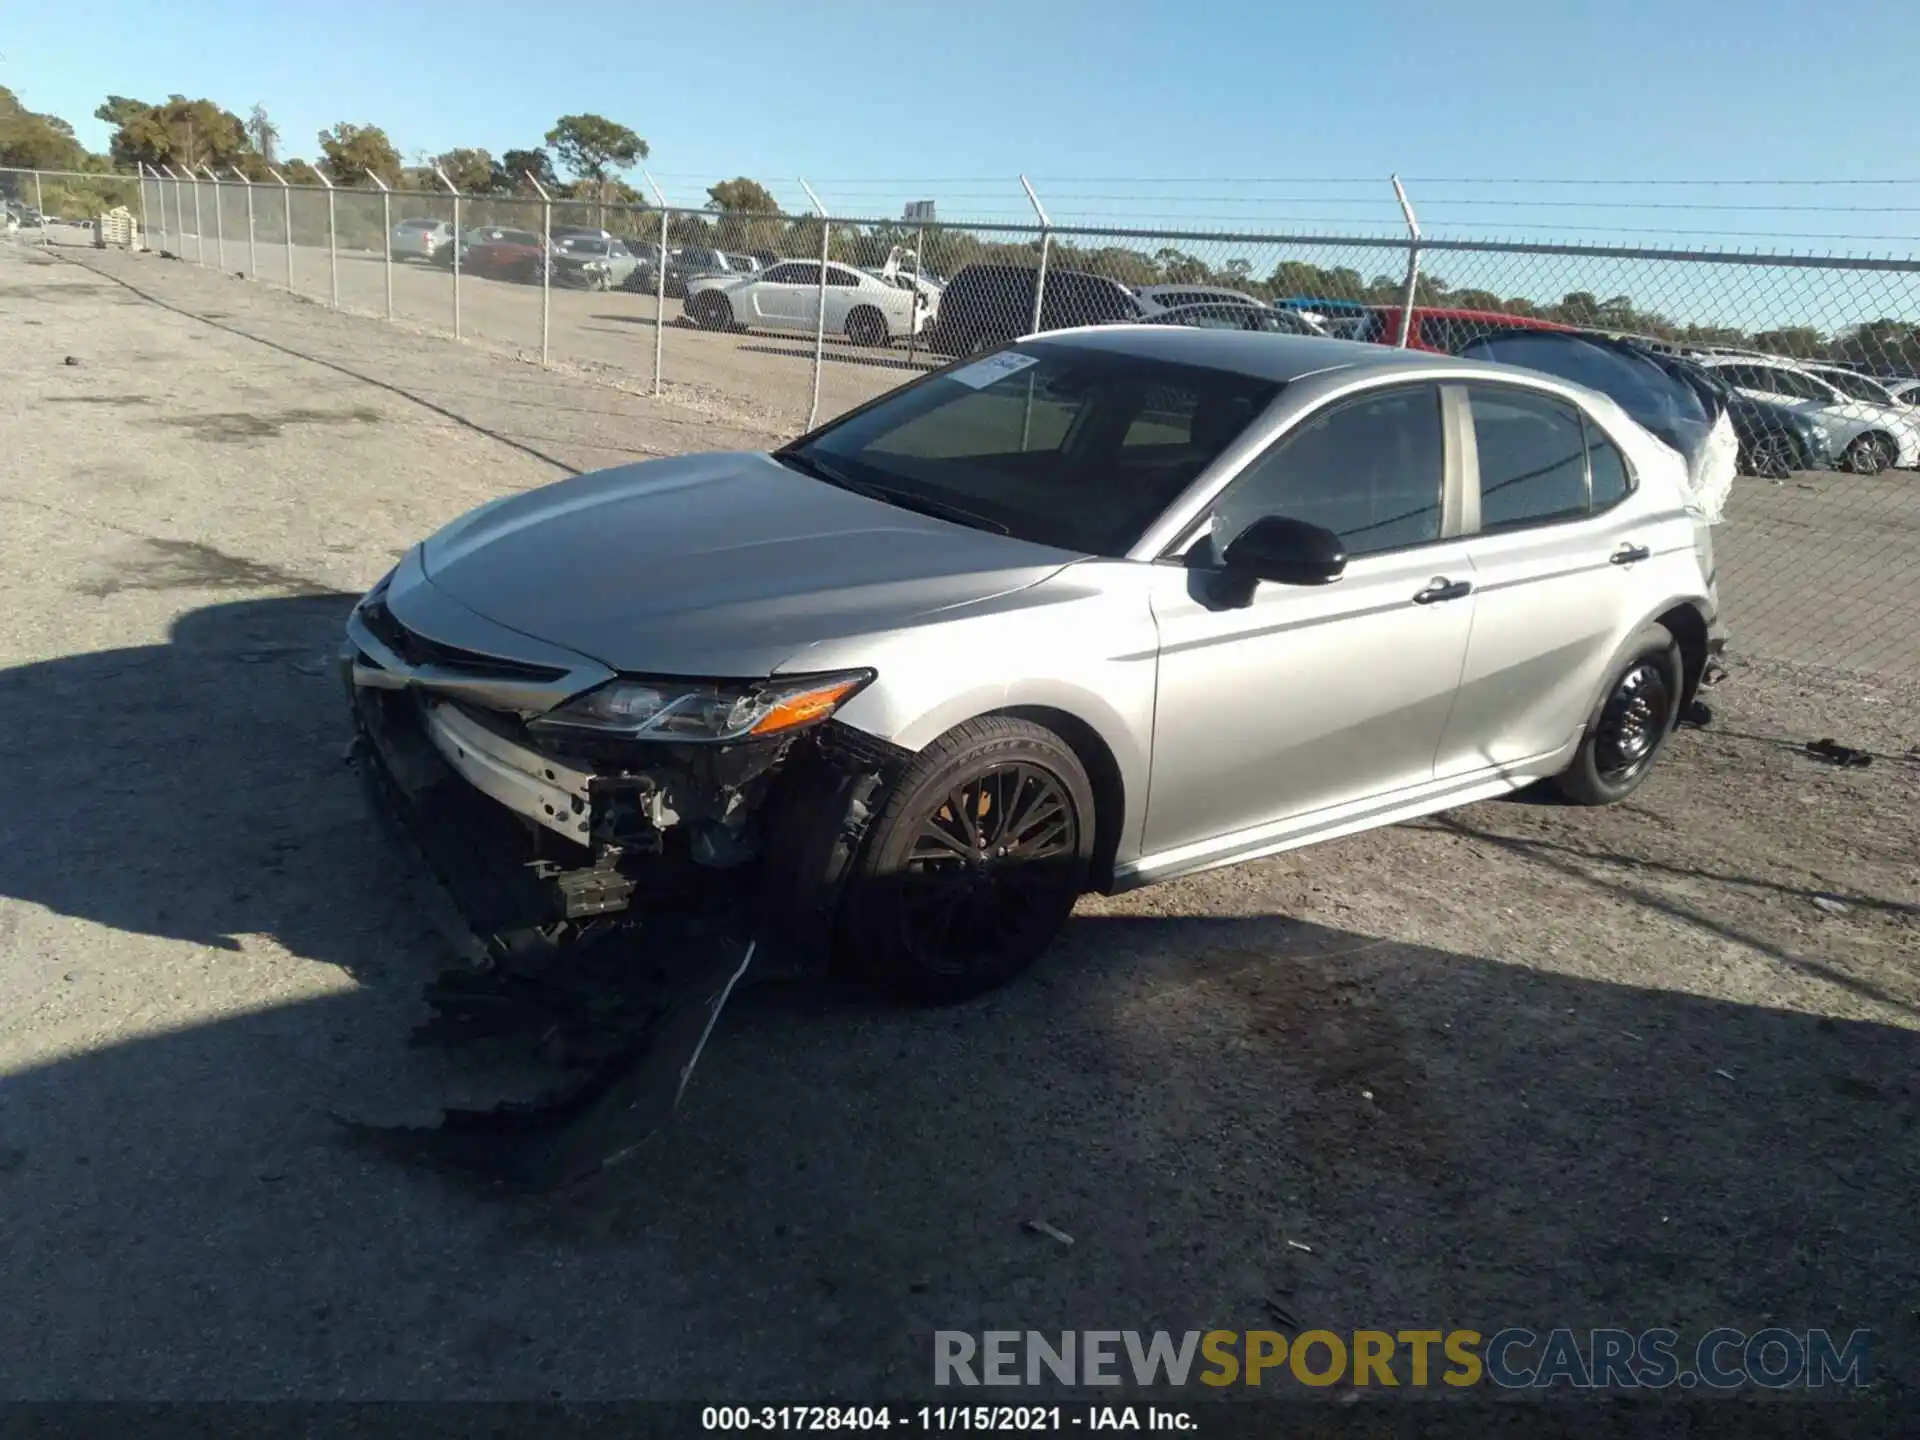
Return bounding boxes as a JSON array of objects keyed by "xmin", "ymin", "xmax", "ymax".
[
  {"xmin": 200, "ymin": 165, "xmax": 226, "ymax": 271},
  {"xmin": 644, "ymin": 169, "xmax": 670, "ymax": 397},
  {"xmin": 1021, "ymin": 174, "xmax": 1052, "ymax": 335},
  {"xmin": 189, "ymin": 169, "xmax": 204, "ymax": 264},
  {"xmin": 906, "ymin": 222, "xmax": 925, "ymax": 365},
  {"xmin": 267, "ymin": 167, "xmax": 293, "ymax": 292},
  {"xmin": 34, "ymin": 170, "xmax": 47, "ymax": 248},
  {"xmin": 433, "ymin": 165, "xmax": 461, "ymax": 340},
  {"xmin": 135, "ymin": 163, "xmax": 151, "ymax": 251},
  {"xmin": 309, "ymin": 170, "xmax": 338, "ymax": 308},
  {"xmin": 231, "ymin": 167, "xmax": 255, "ymax": 278},
  {"xmin": 367, "ymin": 170, "xmax": 393, "ymax": 322},
  {"xmin": 156, "ymin": 166, "xmax": 175, "ymax": 254},
  {"xmin": 1391, "ymin": 175, "xmax": 1421, "ymax": 349},
  {"xmin": 526, "ymin": 171, "xmax": 552, "ymax": 367},
  {"xmin": 799, "ymin": 178, "xmax": 830, "ymax": 431}
]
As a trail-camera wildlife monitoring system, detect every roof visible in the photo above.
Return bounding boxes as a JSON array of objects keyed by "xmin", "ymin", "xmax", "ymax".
[
  {"xmin": 1022, "ymin": 325, "xmax": 1494, "ymax": 384},
  {"xmin": 1372, "ymin": 305, "xmax": 1574, "ymax": 329}
]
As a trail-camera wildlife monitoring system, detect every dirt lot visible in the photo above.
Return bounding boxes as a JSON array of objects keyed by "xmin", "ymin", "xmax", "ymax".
[{"xmin": 1, "ymin": 241, "xmax": 1915, "ymax": 1404}]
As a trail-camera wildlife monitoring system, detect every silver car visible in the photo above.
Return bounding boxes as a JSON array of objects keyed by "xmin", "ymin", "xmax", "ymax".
[
  {"xmin": 391, "ymin": 217, "xmax": 454, "ymax": 262},
  {"xmin": 343, "ymin": 328, "xmax": 1723, "ymax": 1177}
]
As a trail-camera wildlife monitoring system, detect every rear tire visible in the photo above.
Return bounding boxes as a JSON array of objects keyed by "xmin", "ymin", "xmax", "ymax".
[
  {"xmin": 690, "ymin": 292, "xmax": 733, "ymax": 330},
  {"xmin": 1747, "ymin": 433, "xmax": 1795, "ymax": 480},
  {"xmin": 1550, "ymin": 623, "xmax": 1683, "ymax": 806},
  {"xmin": 846, "ymin": 306, "xmax": 889, "ymax": 347},
  {"xmin": 837, "ymin": 717, "xmax": 1094, "ymax": 1005},
  {"xmin": 1842, "ymin": 432, "xmax": 1894, "ymax": 475}
]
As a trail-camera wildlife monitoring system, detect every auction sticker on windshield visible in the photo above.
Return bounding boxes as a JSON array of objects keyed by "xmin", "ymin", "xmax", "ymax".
[{"xmin": 949, "ymin": 352, "xmax": 1041, "ymax": 390}]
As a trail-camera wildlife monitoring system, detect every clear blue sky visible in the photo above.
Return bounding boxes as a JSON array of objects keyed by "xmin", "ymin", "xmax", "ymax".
[{"xmin": 6, "ymin": 0, "xmax": 1919, "ymax": 258}]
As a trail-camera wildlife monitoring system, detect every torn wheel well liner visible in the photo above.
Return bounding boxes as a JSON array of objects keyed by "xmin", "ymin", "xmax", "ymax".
[{"xmin": 1654, "ymin": 602, "xmax": 1710, "ymax": 714}]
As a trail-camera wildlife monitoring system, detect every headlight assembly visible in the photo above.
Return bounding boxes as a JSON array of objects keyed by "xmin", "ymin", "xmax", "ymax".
[{"xmin": 527, "ymin": 670, "xmax": 874, "ymax": 743}]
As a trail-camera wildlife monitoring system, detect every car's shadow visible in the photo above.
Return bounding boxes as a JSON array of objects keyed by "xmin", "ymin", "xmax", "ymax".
[{"xmin": 1, "ymin": 594, "xmax": 1915, "ymax": 1399}]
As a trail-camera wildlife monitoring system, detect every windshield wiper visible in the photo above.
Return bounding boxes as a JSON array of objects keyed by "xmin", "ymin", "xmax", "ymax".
[{"xmin": 774, "ymin": 451, "xmax": 1010, "ymax": 534}]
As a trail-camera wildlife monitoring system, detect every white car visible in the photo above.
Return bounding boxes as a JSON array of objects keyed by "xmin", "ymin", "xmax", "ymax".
[
  {"xmin": 1135, "ymin": 284, "xmax": 1269, "ymax": 318},
  {"xmin": 684, "ymin": 259, "xmax": 931, "ymax": 346},
  {"xmin": 1693, "ymin": 355, "xmax": 1920, "ymax": 474},
  {"xmin": 392, "ymin": 217, "xmax": 454, "ymax": 262},
  {"xmin": 1882, "ymin": 377, "xmax": 1920, "ymax": 407}
]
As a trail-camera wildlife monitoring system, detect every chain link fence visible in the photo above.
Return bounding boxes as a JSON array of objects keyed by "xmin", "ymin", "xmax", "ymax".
[{"xmin": 5, "ymin": 164, "xmax": 1916, "ymax": 680}]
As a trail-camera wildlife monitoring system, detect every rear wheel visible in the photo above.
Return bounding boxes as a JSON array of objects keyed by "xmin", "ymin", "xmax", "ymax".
[
  {"xmin": 1550, "ymin": 623, "xmax": 1683, "ymax": 806},
  {"xmin": 838, "ymin": 717, "xmax": 1094, "ymax": 1004},
  {"xmin": 1842, "ymin": 432, "xmax": 1894, "ymax": 475},
  {"xmin": 690, "ymin": 292, "xmax": 733, "ymax": 330},
  {"xmin": 846, "ymin": 306, "xmax": 889, "ymax": 347}
]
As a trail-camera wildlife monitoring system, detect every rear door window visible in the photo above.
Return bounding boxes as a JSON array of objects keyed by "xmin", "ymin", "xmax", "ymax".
[{"xmin": 1467, "ymin": 387, "xmax": 1592, "ymax": 532}]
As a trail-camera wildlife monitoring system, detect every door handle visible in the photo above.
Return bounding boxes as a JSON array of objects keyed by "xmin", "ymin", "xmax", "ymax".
[
  {"xmin": 1413, "ymin": 577, "xmax": 1473, "ymax": 605},
  {"xmin": 1610, "ymin": 543, "xmax": 1651, "ymax": 565}
]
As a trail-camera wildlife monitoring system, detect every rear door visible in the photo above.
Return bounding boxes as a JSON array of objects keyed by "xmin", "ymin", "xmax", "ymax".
[{"xmin": 1434, "ymin": 383, "xmax": 1651, "ymax": 778}]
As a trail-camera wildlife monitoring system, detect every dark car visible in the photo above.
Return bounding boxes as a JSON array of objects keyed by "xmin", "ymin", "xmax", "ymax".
[
  {"xmin": 629, "ymin": 245, "xmax": 738, "ymax": 298},
  {"xmin": 928, "ymin": 263, "xmax": 1143, "ymax": 356}
]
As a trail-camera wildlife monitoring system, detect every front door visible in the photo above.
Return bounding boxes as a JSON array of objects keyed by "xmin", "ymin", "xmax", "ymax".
[{"xmin": 1143, "ymin": 382, "xmax": 1475, "ymax": 861}]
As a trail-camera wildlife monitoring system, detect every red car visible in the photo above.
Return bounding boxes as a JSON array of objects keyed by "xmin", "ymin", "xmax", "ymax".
[
  {"xmin": 1358, "ymin": 305, "xmax": 1575, "ymax": 353},
  {"xmin": 462, "ymin": 227, "xmax": 548, "ymax": 283}
]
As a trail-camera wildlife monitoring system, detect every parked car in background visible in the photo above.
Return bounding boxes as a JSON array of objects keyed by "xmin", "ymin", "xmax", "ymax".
[
  {"xmin": 684, "ymin": 259, "xmax": 930, "ymax": 346},
  {"xmin": 1274, "ymin": 296, "xmax": 1375, "ymax": 338},
  {"xmin": 927, "ymin": 263, "xmax": 1143, "ymax": 356},
  {"xmin": 1799, "ymin": 361, "xmax": 1918, "ymax": 414},
  {"xmin": 392, "ymin": 217, "xmax": 455, "ymax": 262},
  {"xmin": 340, "ymin": 327, "xmax": 1725, "ymax": 1185},
  {"xmin": 461, "ymin": 228, "xmax": 548, "ymax": 284},
  {"xmin": 1883, "ymin": 377, "xmax": 1920, "ymax": 407},
  {"xmin": 550, "ymin": 235, "xmax": 640, "ymax": 290},
  {"xmin": 1147, "ymin": 302, "xmax": 1328, "ymax": 336},
  {"xmin": 1356, "ymin": 306, "xmax": 1577, "ymax": 353},
  {"xmin": 1135, "ymin": 284, "xmax": 1270, "ymax": 317},
  {"xmin": 1455, "ymin": 329, "xmax": 1736, "ymax": 523},
  {"xmin": 1693, "ymin": 355, "xmax": 1920, "ymax": 474},
  {"xmin": 1658, "ymin": 356, "xmax": 1835, "ymax": 479},
  {"xmin": 642, "ymin": 245, "xmax": 738, "ymax": 298}
]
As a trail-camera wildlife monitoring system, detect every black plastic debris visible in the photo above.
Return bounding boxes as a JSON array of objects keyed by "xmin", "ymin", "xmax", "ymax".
[
  {"xmin": 340, "ymin": 920, "xmax": 757, "ymax": 1191},
  {"xmin": 1804, "ymin": 738, "xmax": 1872, "ymax": 769}
]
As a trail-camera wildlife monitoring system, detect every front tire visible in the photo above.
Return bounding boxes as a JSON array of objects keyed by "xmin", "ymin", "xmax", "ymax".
[
  {"xmin": 838, "ymin": 717, "xmax": 1094, "ymax": 1004},
  {"xmin": 1550, "ymin": 623, "xmax": 1683, "ymax": 806},
  {"xmin": 1842, "ymin": 432, "xmax": 1894, "ymax": 475}
]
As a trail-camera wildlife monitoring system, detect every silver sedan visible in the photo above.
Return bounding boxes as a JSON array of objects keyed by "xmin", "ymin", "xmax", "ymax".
[{"xmin": 341, "ymin": 328, "xmax": 1724, "ymax": 1176}]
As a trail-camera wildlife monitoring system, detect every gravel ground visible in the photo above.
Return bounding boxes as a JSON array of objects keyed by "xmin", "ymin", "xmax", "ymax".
[{"xmin": 0, "ymin": 241, "xmax": 1915, "ymax": 1405}]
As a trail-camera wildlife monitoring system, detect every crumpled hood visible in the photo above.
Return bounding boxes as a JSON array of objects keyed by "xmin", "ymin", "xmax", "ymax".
[{"xmin": 420, "ymin": 451, "xmax": 1077, "ymax": 676}]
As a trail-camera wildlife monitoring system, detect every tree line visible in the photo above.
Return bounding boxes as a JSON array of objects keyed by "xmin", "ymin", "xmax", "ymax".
[{"xmin": 3, "ymin": 87, "xmax": 1914, "ymax": 372}]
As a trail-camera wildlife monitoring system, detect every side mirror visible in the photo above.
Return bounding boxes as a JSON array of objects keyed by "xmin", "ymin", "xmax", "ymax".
[{"xmin": 1221, "ymin": 516, "xmax": 1347, "ymax": 586}]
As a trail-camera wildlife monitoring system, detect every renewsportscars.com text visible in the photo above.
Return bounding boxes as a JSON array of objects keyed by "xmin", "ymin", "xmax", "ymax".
[{"xmin": 934, "ymin": 1328, "xmax": 1872, "ymax": 1390}]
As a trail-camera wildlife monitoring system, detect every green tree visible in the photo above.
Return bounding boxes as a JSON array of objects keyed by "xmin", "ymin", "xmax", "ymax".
[
  {"xmin": 317, "ymin": 123, "xmax": 401, "ymax": 186},
  {"xmin": 1751, "ymin": 326, "xmax": 1826, "ymax": 359},
  {"xmin": 1, "ymin": 86, "xmax": 87, "ymax": 170},
  {"xmin": 433, "ymin": 146, "xmax": 496, "ymax": 194},
  {"xmin": 498, "ymin": 147, "xmax": 558, "ymax": 194},
  {"xmin": 544, "ymin": 113, "xmax": 646, "ymax": 207},
  {"xmin": 95, "ymin": 94, "xmax": 249, "ymax": 170},
  {"xmin": 706, "ymin": 177, "xmax": 780, "ymax": 213}
]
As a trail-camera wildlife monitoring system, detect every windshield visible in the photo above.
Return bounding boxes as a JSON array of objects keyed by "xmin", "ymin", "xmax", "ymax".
[{"xmin": 781, "ymin": 342, "xmax": 1281, "ymax": 556}]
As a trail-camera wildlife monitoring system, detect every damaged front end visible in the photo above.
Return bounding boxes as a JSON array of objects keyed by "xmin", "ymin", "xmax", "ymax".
[{"xmin": 337, "ymin": 568, "xmax": 903, "ymax": 1190}]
